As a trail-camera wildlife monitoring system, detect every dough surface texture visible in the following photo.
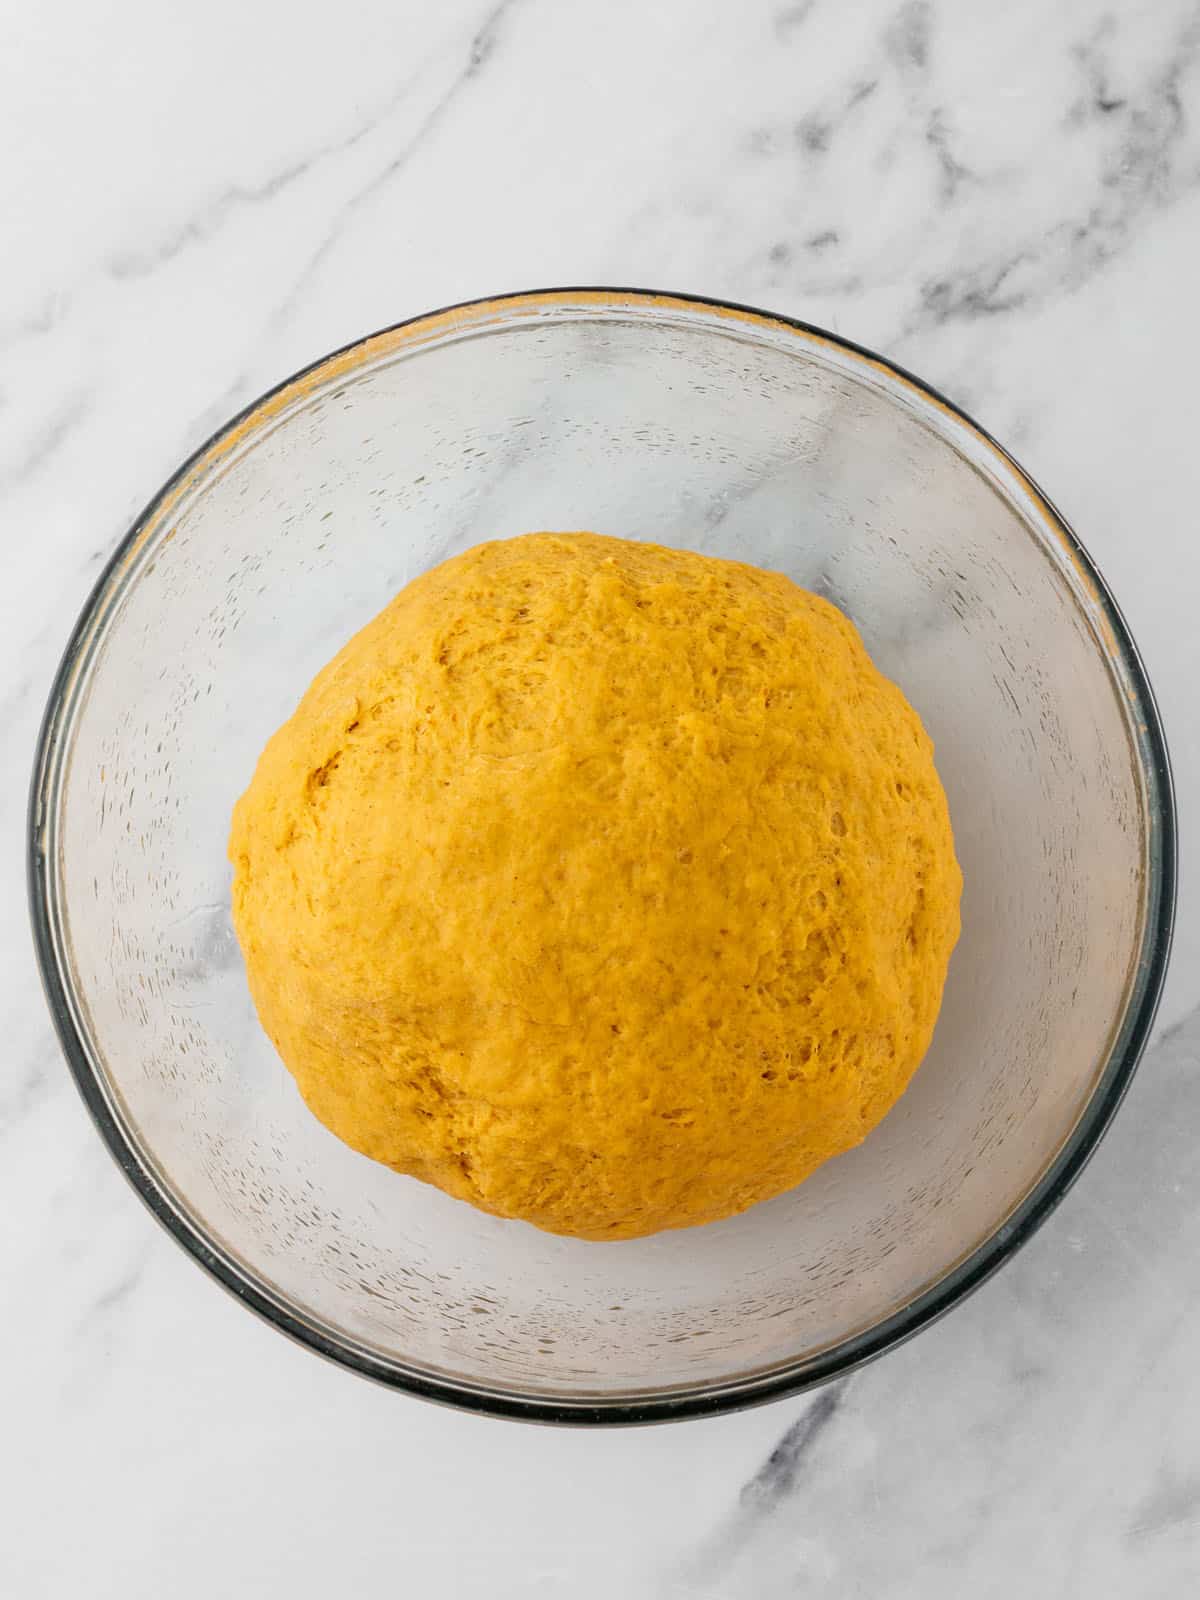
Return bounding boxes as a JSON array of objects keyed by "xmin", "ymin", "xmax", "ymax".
[{"xmin": 230, "ymin": 532, "xmax": 961, "ymax": 1240}]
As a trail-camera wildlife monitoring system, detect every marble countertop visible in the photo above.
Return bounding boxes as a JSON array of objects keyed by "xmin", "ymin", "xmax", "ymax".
[{"xmin": 3, "ymin": 1, "xmax": 1198, "ymax": 1594}]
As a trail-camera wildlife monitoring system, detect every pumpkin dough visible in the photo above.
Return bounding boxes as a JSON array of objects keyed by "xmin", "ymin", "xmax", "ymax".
[{"xmin": 229, "ymin": 532, "xmax": 961, "ymax": 1240}]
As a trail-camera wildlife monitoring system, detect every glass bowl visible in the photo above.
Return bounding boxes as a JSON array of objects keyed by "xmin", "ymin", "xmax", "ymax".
[{"xmin": 29, "ymin": 289, "xmax": 1175, "ymax": 1424}]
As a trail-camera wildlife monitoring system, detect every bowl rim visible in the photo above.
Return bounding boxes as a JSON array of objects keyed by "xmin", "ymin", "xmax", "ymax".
[{"xmin": 28, "ymin": 286, "xmax": 1177, "ymax": 1425}]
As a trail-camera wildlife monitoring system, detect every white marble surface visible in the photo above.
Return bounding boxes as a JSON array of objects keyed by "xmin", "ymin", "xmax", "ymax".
[{"xmin": 3, "ymin": 1, "xmax": 1198, "ymax": 1593}]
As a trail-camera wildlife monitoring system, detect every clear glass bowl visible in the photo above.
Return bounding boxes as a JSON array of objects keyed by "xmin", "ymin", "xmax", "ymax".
[{"xmin": 29, "ymin": 290, "xmax": 1175, "ymax": 1423}]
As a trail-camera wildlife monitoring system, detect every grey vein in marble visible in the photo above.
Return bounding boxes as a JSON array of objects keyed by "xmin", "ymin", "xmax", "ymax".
[
  {"xmin": 0, "ymin": 290, "xmax": 71, "ymax": 356},
  {"xmin": 909, "ymin": 10, "xmax": 1200, "ymax": 329},
  {"xmin": 0, "ymin": 391, "xmax": 92, "ymax": 492},
  {"xmin": 261, "ymin": 0, "xmax": 521, "ymax": 341},
  {"xmin": 0, "ymin": 1042, "xmax": 56, "ymax": 1139},
  {"xmin": 743, "ymin": 0, "xmax": 1200, "ymax": 348},
  {"xmin": 149, "ymin": 0, "xmax": 522, "ymax": 456},
  {"xmin": 740, "ymin": 1382, "xmax": 850, "ymax": 1513}
]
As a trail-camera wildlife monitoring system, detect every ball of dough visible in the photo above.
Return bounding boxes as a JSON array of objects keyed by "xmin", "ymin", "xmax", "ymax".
[{"xmin": 229, "ymin": 532, "xmax": 961, "ymax": 1240}]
